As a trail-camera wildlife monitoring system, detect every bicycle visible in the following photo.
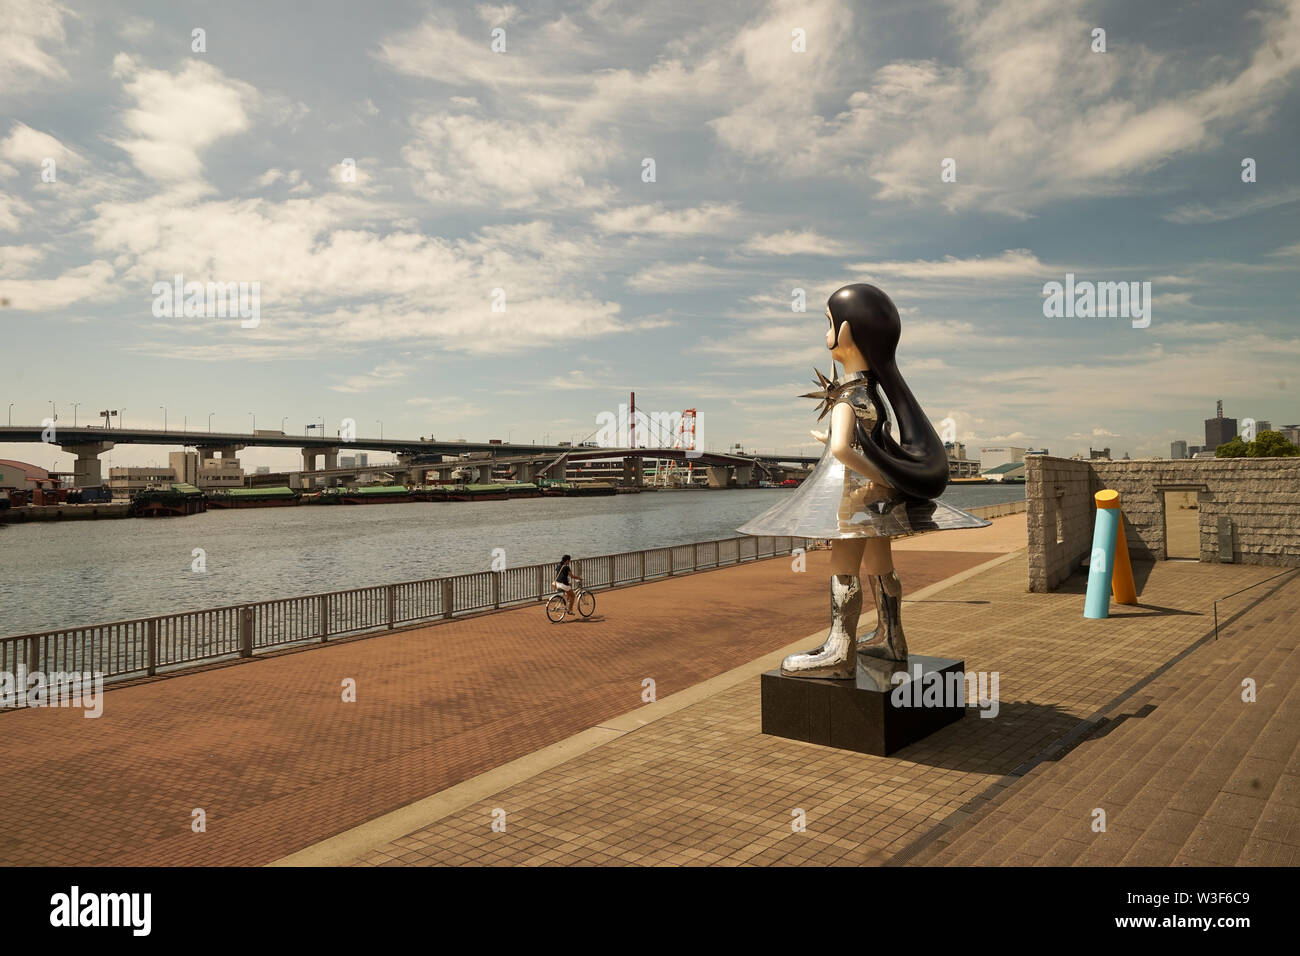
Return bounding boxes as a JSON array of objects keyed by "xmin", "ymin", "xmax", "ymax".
[{"xmin": 546, "ymin": 579, "xmax": 595, "ymax": 622}]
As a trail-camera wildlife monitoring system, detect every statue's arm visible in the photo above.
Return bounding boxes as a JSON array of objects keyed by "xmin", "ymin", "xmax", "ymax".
[{"xmin": 829, "ymin": 401, "xmax": 886, "ymax": 483}]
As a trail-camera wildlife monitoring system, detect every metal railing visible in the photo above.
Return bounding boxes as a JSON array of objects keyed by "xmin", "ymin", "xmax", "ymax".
[{"xmin": 1, "ymin": 535, "xmax": 814, "ymax": 689}]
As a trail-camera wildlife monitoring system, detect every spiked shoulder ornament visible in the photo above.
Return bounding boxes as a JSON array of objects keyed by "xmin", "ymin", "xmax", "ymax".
[{"xmin": 799, "ymin": 368, "xmax": 870, "ymax": 422}]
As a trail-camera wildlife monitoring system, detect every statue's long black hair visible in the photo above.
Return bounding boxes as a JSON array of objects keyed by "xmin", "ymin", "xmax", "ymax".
[{"xmin": 828, "ymin": 283, "xmax": 949, "ymax": 501}]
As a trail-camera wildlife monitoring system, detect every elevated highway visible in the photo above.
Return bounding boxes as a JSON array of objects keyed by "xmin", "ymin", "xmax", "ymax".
[{"xmin": 0, "ymin": 425, "xmax": 816, "ymax": 488}]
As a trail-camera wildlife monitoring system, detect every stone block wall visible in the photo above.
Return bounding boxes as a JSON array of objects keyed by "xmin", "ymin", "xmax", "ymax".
[
  {"xmin": 1028, "ymin": 456, "xmax": 1300, "ymax": 592},
  {"xmin": 1026, "ymin": 457, "xmax": 1095, "ymax": 592},
  {"xmin": 1092, "ymin": 458, "xmax": 1300, "ymax": 567}
]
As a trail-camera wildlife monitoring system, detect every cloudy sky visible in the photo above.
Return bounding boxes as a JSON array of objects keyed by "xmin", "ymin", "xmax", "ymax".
[{"xmin": 2, "ymin": 0, "xmax": 1298, "ymax": 472}]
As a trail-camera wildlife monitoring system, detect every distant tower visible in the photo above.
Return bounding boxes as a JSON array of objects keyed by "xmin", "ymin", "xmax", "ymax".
[
  {"xmin": 629, "ymin": 391, "xmax": 636, "ymax": 449},
  {"xmin": 1204, "ymin": 399, "xmax": 1238, "ymax": 450},
  {"xmin": 680, "ymin": 408, "xmax": 697, "ymax": 483},
  {"xmin": 677, "ymin": 408, "xmax": 697, "ymax": 453}
]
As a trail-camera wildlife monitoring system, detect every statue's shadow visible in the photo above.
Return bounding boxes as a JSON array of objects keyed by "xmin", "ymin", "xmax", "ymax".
[{"xmin": 882, "ymin": 697, "xmax": 1152, "ymax": 775}]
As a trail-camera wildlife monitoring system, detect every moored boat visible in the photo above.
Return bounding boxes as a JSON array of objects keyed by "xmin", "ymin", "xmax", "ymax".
[
  {"xmin": 462, "ymin": 483, "xmax": 510, "ymax": 501},
  {"xmin": 206, "ymin": 486, "xmax": 301, "ymax": 508},
  {"xmin": 339, "ymin": 485, "xmax": 415, "ymax": 504},
  {"xmin": 129, "ymin": 482, "xmax": 208, "ymax": 517}
]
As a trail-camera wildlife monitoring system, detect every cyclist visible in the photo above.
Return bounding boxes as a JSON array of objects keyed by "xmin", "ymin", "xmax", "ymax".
[{"xmin": 553, "ymin": 554, "xmax": 582, "ymax": 616}]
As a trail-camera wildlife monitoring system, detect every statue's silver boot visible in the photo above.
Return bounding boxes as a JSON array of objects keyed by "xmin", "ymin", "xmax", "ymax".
[
  {"xmin": 780, "ymin": 575, "xmax": 861, "ymax": 679},
  {"xmin": 857, "ymin": 571, "xmax": 908, "ymax": 661}
]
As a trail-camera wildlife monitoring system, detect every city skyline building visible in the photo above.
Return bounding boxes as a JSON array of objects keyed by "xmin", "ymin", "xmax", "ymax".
[{"xmin": 1205, "ymin": 400, "xmax": 1238, "ymax": 451}]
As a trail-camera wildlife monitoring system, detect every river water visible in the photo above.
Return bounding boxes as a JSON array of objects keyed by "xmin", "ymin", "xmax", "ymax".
[{"xmin": 0, "ymin": 484, "xmax": 1024, "ymax": 635}]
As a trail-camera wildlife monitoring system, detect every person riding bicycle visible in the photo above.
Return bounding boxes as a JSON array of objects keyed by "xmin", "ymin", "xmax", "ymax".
[{"xmin": 553, "ymin": 554, "xmax": 582, "ymax": 615}]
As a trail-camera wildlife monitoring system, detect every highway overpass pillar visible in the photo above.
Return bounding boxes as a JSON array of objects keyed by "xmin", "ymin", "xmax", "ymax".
[
  {"xmin": 322, "ymin": 447, "xmax": 339, "ymax": 487},
  {"xmin": 706, "ymin": 466, "xmax": 730, "ymax": 489},
  {"xmin": 621, "ymin": 457, "xmax": 644, "ymax": 487},
  {"xmin": 58, "ymin": 441, "xmax": 115, "ymax": 488},
  {"xmin": 734, "ymin": 464, "xmax": 754, "ymax": 486},
  {"xmin": 516, "ymin": 462, "xmax": 536, "ymax": 482}
]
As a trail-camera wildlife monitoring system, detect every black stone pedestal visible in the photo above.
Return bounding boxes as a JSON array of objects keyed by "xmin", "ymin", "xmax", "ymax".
[{"xmin": 761, "ymin": 655, "xmax": 966, "ymax": 756}]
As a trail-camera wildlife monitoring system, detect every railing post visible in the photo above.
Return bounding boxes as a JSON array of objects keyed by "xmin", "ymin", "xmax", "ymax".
[
  {"xmin": 492, "ymin": 572, "xmax": 501, "ymax": 610},
  {"xmin": 146, "ymin": 620, "xmax": 157, "ymax": 677},
  {"xmin": 319, "ymin": 594, "xmax": 328, "ymax": 642},
  {"xmin": 536, "ymin": 565, "xmax": 544, "ymax": 601},
  {"xmin": 442, "ymin": 578, "xmax": 454, "ymax": 619},
  {"xmin": 386, "ymin": 584, "xmax": 396, "ymax": 628},
  {"xmin": 668, "ymin": 548, "xmax": 675, "ymax": 576},
  {"xmin": 640, "ymin": 550, "xmax": 646, "ymax": 581},
  {"xmin": 735, "ymin": 537, "xmax": 742, "ymax": 564},
  {"xmin": 693, "ymin": 542, "xmax": 699, "ymax": 570},
  {"xmin": 607, "ymin": 555, "xmax": 613, "ymax": 587},
  {"xmin": 26, "ymin": 635, "xmax": 39, "ymax": 675},
  {"xmin": 239, "ymin": 607, "xmax": 253, "ymax": 658}
]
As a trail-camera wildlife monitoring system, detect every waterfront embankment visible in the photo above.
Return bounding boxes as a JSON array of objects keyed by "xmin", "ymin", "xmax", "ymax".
[{"xmin": 0, "ymin": 518, "xmax": 1023, "ymax": 866}]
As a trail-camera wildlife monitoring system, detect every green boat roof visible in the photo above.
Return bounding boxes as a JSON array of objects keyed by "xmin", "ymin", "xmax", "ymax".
[
  {"xmin": 464, "ymin": 483, "xmax": 510, "ymax": 491},
  {"xmin": 217, "ymin": 486, "xmax": 296, "ymax": 497},
  {"xmin": 170, "ymin": 482, "xmax": 203, "ymax": 495},
  {"xmin": 346, "ymin": 484, "xmax": 410, "ymax": 494}
]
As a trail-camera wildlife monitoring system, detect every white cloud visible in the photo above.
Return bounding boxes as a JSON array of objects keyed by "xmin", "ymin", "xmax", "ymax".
[
  {"xmin": 0, "ymin": 122, "xmax": 82, "ymax": 170},
  {"xmin": 0, "ymin": 0, "xmax": 71, "ymax": 92},
  {"xmin": 81, "ymin": 191, "xmax": 628, "ymax": 355},
  {"xmin": 477, "ymin": 4, "xmax": 518, "ymax": 25},
  {"xmin": 110, "ymin": 55, "xmax": 256, "ymax": 183},
  {"xmin": 701, "ymin": 0, "xmax": 1300, "ymax": 215},
  {"xmin": 0, "ymin": 191, "xmax": 32, "ymax": 232},
  {"xmin": 593, "ymin": 202, "xmax": 741, "ymax": 236},
  {"xmin": 403, "ymin": 112, "xmax": 616, "ymax": 209},
  {"xmin": 541, "ymin": 370, "xmax": 614, "ymax": 390},
  {"xmin": 0, "ymin": 243, "xmax": 43, "ymax": 277},
  {"xmin": 626, "ymin": 260, "xmax": 739, "ymax": 292},
  {"xmin": 1164, "ymin": 185, "xmax": 1300, "ymax": 224},
  {"xmin": 330, "ymin": 361, "xmax": 413, "ymax": 393},
  {"xmin": 377, "ymin": 11, "xmax": 590, "ymax": 88},
  {"xmin": 847, "ymin": 249, "xmax": 1047, "ymax": 280},
  {"xmin": 742, "ymin": 230, "xmax": 854, "ymax": 256},
  {"xmin": 0, "ymin": 259, "xmax": 116, "ymax": 310}
]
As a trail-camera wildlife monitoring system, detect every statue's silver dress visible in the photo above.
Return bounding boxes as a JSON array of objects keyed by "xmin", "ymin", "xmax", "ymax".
[{"xmin": 738, "ymin": 375, "xmax": 990, "ymax": 539}]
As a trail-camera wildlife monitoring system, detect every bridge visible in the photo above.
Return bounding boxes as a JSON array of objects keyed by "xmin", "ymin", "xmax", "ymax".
[{"xmin": 0, "ymin": 425, "xmax": 817, "ymax": 488}]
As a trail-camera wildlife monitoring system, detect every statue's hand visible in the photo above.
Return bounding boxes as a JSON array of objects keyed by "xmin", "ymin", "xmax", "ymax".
[
  {"xmin": 810, "ymin": 429, "xmax": 828, "ymax": 444},
  {"xmin": 848, "ymin": 483, "xmax": 874, "ymax": 509}
]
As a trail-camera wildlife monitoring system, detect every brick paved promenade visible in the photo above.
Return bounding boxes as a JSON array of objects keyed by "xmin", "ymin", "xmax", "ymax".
[
  {"xmin": 902, "ymin": 567, "xmax": 1300, "ymax": 866},
  {"xmin": 0, "ymin": 538, "xmax": 998, "ymax": 865},
  {"xmin": 311, "ymin": 554, "xmax": 1294, "ymax": 867}
]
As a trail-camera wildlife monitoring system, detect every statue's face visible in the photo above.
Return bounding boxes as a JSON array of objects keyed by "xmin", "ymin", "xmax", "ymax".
[{"xmin": 826, "ymin": 307, "xmax": 865, "ymax": 367}]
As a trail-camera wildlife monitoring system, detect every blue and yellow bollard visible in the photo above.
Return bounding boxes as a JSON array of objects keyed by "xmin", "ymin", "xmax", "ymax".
[{"xmin": 1085, "ymin": 489, "xmax": 1137, "ymax": 618}]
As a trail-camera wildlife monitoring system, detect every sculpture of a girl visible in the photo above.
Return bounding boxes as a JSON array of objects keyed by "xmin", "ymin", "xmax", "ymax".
[{"xmin": 738, "ymin": 283, "xmax": 989, "ymax": 679}]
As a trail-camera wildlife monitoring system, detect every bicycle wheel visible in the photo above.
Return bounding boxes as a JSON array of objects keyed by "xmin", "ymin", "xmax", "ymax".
[
  {"xmin": 577, "ymin": 590, "xmax": 595, "ymax": 618},
  {"xmin": 546, "ymin": 594, "xmax": 568, "ymax": 623}
]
